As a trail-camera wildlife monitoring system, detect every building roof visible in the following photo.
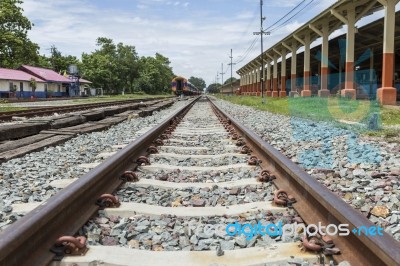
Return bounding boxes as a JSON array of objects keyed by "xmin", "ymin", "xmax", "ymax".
[
  {"xmin": 19, "ymin": 65, "xmax": 72, "ymax": 83},
  {"xmin": 0, "ymin": 68, "xmax": 45, "ymax": 82}
]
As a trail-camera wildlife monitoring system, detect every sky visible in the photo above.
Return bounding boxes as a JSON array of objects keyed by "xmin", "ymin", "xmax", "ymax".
[{"xmin": 20, "ymin": 0, "xmax": 395, "ymax": 86}]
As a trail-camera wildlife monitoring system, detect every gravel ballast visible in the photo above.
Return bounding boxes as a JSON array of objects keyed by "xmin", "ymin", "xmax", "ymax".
[
  {"xmin": 0, "ymin": 99, "xmax": 188, "ymax": 231},
  {"xmin": 213, "ymin": 98, "xmax": 400, "ymax": 240}
]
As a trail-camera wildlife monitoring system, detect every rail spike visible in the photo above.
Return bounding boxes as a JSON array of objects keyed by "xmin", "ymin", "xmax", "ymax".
[
  {"xmin": 240, "ymin": 145, "xmax": 252, "ymax": 154},
  {"xmin": 136, "ymin": 156, "xmax": 150, "ymax": 165},
  {"xmin": 153, "ymin": 139, "xmax": 164, "ymax": 146},
  {"xmin": 302, "ymin": 235, "xmax": 323, "ymax": 252},
  {"xmin": 248, "ymin": 156, "xmax": 262, "ymax": 166},
  {"xmin": 120, "ymin": 170, "xmax": 139, "ymax": 182},
  {"xmin": 160, "ymin": 133, "xmax": 170, "ymax": 140},
  {"xmin": 257, "ymin": 170, "xmax": 276, "ymax": 182},
  {"xmin": 231, "ymin": 133, "xmax": 239, "ymax": 140},
  {"xmin": 96, "ymin": 194, "xmax": 121, "ymax": 208},
  {"xmin": 147, "ymin": 146, "xmax": 159, "ymax": 154},
  {"xmin": 236, "ymin": 140, "xmax": 245, "ymax": 147},
  {"xmin": 273, "ymin": 189, "xmax": 296, "ymax": 207},
  {"xmin": 51, "ymin": 236, "xmax": 88, "ymax": 260}
]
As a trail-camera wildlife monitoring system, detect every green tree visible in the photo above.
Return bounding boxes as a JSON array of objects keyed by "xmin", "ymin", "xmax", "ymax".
[
  {"xmin": 224, "ymin": 77, "xmax": 237, "ymax": 85},
  {"xmin": 134, "ymin": 53, "xmax": 174, "ymax": 94},
  {"xmin": 0, "ymin": 0, "xmax": 39, "ymax": 68},
  {"xmin": 154, "ymin": 53, "xmax": 174, "ymax": 93},
  {"xmin": 116, "ymin": 43, "xmax": 139, "ymax": 93},
  {"xmin": 206, "ymin": 83, "xmax": 221, "ymax": 94},
  {"xmin": 81, "ymin": 38, "xmax": 120, "ymax": 94},
  {"xmin": 188, "ymin": 76, "xmax": 206, "ymax": 90},
  {"xmin": 48, "ymin": 46, "xmax": 79, "ymax": 73},
  {"xmin": 80, "ymin": 37, "xmax": 173, "ymax": 95},
  {"xmin": 36, "ymin": 54, "xmax": 52, "ymax": 69},
  {"xmin": 135, "ymin": 53, "xmax": 174, "ymax": 94},
  {"xmin": 81, "ymin": 52, "xmax": 111, "ymax": 92}
]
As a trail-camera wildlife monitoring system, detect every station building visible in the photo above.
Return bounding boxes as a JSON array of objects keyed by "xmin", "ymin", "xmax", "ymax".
[
  {"xmin": 0, "ymin": 65, "xmax": 91, "ymax": 98},
  {"xmin": 237, "ymin": 0, "xmax": 400, "ymax": 105}
]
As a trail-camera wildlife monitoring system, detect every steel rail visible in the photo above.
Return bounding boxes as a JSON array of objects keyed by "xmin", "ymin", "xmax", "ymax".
[
  {"xmin": 209, "ymin": 98, "xmax": 400, "ymax": 266},
  {"xmin": 0, "ymin": 97, "xmax": 198, "ymax": 266},
  {"xmin": 0, "ymin": 97, "xmax": 172, "ymax": 121}
]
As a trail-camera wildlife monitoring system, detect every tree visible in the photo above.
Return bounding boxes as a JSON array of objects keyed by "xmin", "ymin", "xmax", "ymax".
[
  {"xmin": 133, "ymin": 53, "xmax": 174, "ymax": 94},
  {"xmin": 188, "ymin": 76, "xmax": 206, "ymax": 90},
  {"xmin": 206, "ymin": 83, "xmax": 221, "ymax": 94},
  {"xmin": 224, "ymin": 77, "xmax": 237, "ymax": 85},
  {"xmin": 116, "ymin": 43, "xmax": 139, "ymax": 93},
  {"xmin": 80, "ymin": 37, "xmax": 171, "ymax": 95},
  {"xmin": 48, "ymin": 45, "xmax": 80, "ymax": 73},
  {"xmin": 0, "ymin": 0, "xmax": 39, "ymax": 68},
  {"xmin": 81, "ymin": 51, "xmax": 111, "ymax": 93},
  {"xmin": 81, "ymin": 37, "xmax": 126, "ymax": 94}
]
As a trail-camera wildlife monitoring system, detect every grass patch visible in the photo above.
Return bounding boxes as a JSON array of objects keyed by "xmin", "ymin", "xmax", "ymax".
[
  {"xmin": 219, "ymin": 96, "xmax": 290, "ymax": 115},
  {"xmin": 217, "ymin": 95, "xmax": 400, "ymax": 140},
  {"xmin": 218, "ymin": 95, "xmax": 382, "ymax": 123},
  {"xmin": 72, "ymin": 94, "xmax": 172, "ymax": 104},
  {"xmin": 381, "ymin": 107, "xmax": 400, "ymax": 126},
  {"xmin": 0, "ymin": 106, "xmax": 28, "ymax": 112}
]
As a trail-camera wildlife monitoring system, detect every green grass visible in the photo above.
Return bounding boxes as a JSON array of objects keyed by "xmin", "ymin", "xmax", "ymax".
[
  {"xmin": 219, "ymin": 95, "xmax": 381, "ymax": 122},
  {"xmin": 0, "ymin": 107, "xmax": 28, "ymax": 112},
  {"xmin": 217, "ymin": 95, "xmax": 400, "ymax": 139},
  {"xmin": 381, "ymin": 107, "xmax": 400, "ymax": 126},
  {"xmin": 72, "ymin": 93, "xmax": 173, "ymax": 104}
]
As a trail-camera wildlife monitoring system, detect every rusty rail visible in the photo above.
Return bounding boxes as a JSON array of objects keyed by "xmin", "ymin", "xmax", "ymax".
[
  {"xmin": 210, "ymin": 98, "xmax": 400, "ymax": 266},
  {"xmin": 0, "ymin": 96, "xmax": 173, "ymax": 121},
  {"xmin": 0, "ymin": 97, "xmax": 198, "ymax": 266}
]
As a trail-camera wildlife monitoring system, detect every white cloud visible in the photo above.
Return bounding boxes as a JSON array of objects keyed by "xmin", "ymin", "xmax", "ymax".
[
  {"xmin": 21, "ymin": 0, "xmax": 255, "ymax": 85},
  {"xmin": 20, "ymin": 0, "xmax": 396, "ymax": 86}
]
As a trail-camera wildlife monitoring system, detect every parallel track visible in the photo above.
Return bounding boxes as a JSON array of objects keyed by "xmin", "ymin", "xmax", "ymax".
[
  {"xmin": 0, "ymin": 96, "xmax": 398, "ymax": 266},
  {"xmin": 0, "ymin": 97, "xmax": 171, "ymax": 121}
]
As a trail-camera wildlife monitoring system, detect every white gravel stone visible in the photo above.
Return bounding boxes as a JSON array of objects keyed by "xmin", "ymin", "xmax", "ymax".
[{"xmin": 213, "ymin": 98, "xmax": 400, "ymax": 232}]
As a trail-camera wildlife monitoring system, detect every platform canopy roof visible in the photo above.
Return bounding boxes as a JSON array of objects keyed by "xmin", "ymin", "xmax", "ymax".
[{"xmin": 237, "ymin": 0, "xmax": 384, "ymax": 74}]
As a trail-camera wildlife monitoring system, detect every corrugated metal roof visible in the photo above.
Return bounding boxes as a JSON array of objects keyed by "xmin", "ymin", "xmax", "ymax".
[
  {"xmin": 0, "ymin": 68, "xmax": 45, "ymax": 82},
  {"xmin": 20, "ymin": 65, "xmax": 72, "ymax": 83}
]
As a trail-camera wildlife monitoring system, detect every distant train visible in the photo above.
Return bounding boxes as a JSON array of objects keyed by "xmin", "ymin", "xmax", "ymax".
[{"xmin": 171, "ymin": 76, "xmax": 200, "ymax": 96}]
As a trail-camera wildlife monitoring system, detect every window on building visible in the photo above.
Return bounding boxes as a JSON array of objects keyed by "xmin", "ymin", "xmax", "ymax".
[
  {"xmin": 44, "ymin": 84, "xmax": 48, "ymax": 92},
  {"xmin": 20, "ymin": 82, "xmax": 23, "ymax": 92},
  {"xmin": 9, "ymin": 82, "xmax": 13, "ymax": 91},
  {"xmin": 57, "ymin": 84, "xmax": 61, "ymax": 92}
]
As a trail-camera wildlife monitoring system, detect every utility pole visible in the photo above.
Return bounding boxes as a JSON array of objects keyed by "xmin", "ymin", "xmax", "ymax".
[
  {"xmin": 253, "ymin": 0, "xmax": 270, "ymax": 104},
  {"xmin": 219, "ymin": 63, "xmax": 224, "ymax": 95},
  {"xmin": 228, "ymin": 49, "xmax": 236, "ymax": 95},
  {"xmin": 216, "ymin": 72, "xmax": 220, "ymax": 94}
]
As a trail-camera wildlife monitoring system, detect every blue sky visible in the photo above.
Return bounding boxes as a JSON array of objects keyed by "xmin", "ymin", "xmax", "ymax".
[{"xmin": 21, "ymin": 0, "xmax": 393, "ymax": 86}]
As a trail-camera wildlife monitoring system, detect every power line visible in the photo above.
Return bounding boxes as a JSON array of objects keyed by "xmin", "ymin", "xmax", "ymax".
[
  {"xmin": 234, "ymin": 37, "xmax": 258, "ymax": 64},
  {"xmin": 228, "ymin": 0, "xmax": 315, "ymax": 76},
  {"xmin": 232, "ymin": 0, "xmax": 309, "ymax": 67},
  {"xmin": 269, "ymin": 0, "xmax": 316, "ymax": 33},
  {"xmin": 264, "ymin": 0, "xmax": 307, "ymax": 31}
]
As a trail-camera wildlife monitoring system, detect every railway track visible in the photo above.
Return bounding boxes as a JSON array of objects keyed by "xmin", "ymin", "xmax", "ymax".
[
  {"xmin": 0, "ymin": 97, "xmax": 399, "ymax": 266},
  {"xmin": 0, "ymin": 97, "xmax": 170, "ymax": 121}
]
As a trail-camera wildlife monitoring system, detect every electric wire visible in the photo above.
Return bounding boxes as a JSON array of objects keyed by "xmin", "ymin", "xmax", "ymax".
[
  {"xmin": 268, "ymin": 0, "xmax": 316, "ymax": 33},
  {"xmin": 264, "ymin": 0, "xmax": 307, "ymax": 31}
]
